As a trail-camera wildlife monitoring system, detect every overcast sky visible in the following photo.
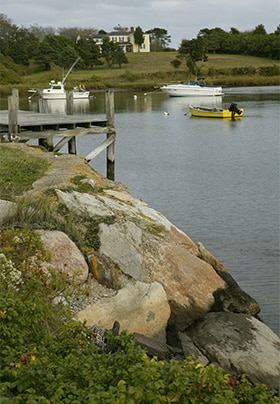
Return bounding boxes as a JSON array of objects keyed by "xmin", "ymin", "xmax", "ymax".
[{"xmin": 1, "ymin": 0, "xmax": 279, "ymax": 48}]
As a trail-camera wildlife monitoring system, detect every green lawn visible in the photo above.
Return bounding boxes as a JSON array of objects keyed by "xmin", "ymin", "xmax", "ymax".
[{"xmin": 1, "ymin": 53, "xmax": 279, "ymax": 95}]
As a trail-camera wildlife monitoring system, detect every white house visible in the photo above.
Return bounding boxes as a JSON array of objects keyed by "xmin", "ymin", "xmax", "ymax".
[{"xmin": 77, "ymin": 27, "xmax": 150, "ymax": 53}]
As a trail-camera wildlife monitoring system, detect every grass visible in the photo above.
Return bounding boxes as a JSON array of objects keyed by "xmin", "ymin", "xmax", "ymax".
[
  {"xmin": 1, "ymin": 52, "xmax": 279, "ymax": 96},
  {"xmin": 0, "ymin": 145, "xmax": 50, "ymax": 201}
]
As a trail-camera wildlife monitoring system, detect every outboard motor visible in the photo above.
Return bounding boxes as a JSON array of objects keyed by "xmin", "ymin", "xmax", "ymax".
[{"xmin": 228, "ymin": 102, "xmax": 242, "ymax": 115}]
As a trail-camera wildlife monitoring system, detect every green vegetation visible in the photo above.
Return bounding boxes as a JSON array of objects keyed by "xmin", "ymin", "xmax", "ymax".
[
  {"xmin": 1, "ymin": 52, "xmax": 279, "ymax": 96},
  {"xmin": 0, "ymin": 146, "xmax": 49, "ymax": 201},
  {"xmin": 0, "ymin": 145, "xmax": 278, "ymax": 402},
  {"xmin": 0, "ymin": 228, "xmax": 278, "ymax": 403}
]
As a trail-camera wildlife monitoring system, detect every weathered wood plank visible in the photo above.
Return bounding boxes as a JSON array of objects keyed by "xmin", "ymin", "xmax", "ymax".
[
  {"xmin": 0, "ymin": 110, "xmax": 107, "ymax": 130},
  {"xmin": 53, "ymin": 136, "xmax": 75, "ymax": 152},
  {"xmin": 11, "ymin": 126, "xmax": 109, "ymax": 141},
  {"xmin": 86, "ymin": 134, "xmax": 116, "ymax": 161}
]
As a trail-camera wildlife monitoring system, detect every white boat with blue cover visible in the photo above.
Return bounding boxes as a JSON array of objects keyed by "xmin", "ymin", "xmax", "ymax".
[{"xmin": 160, "ymin": 78, "xmax": 223, "ymax": 97}]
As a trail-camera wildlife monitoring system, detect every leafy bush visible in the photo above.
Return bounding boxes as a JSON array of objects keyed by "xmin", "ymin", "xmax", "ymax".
[{"xmin": 0, "ymin": 227, "xmax": 278, "ymax": 403}]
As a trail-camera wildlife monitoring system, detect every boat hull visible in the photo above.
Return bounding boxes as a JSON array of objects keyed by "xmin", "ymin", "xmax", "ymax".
[
  {"xmin": 41, "ymin": 91, "xmax": 90, "ymax": 100},
  {"xmin": 161, "ymin": 84, "xmax": 223, "ymax": 97},
  {"xmin": 189, "ymin": 105, "xmax": 244, "ymax": 118}
]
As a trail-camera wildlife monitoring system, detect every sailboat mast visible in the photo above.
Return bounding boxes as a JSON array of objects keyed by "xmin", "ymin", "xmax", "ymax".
[{"xmin": 62, "ymin": 57, "xmax": 81, "ymax": 84}]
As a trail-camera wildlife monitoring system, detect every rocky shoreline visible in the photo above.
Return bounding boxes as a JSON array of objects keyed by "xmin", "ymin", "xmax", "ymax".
[{"xmin": 1, "ymin": 143, "xmax": 279, "ymax": 392}]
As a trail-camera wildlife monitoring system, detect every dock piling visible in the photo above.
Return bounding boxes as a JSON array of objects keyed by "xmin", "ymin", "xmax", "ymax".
[
  {"xmin": 8, "ymin": 88, "xmax": 19, "ymax": 141},
  {"xmin": 105, "ymin": 90, "xmax": 115, "ymax": 181},
  {"xmin": 66, "ymin": 91, "xmax": 77, "ymax": 155}
]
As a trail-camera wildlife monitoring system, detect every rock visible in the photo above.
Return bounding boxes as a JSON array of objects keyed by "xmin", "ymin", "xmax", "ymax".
[
  {"xmin": 156, "ymin": 226, "xmax": 226, "ymax": 332},
  {"xmin": 56, "ymin": 190, "xmax": 115, "ymax": 219},
  {"xmin": 56, "ymin": 188, "xmax": 259, "ymax": 335},
  {"xmin": 185, "ymin": 312, "xmax": 280, "ymax": 390},
  {"xmin": 76, "ymin": 281, "xmax": 171, "ymax": 345},
  {"xmin": 87, "ymin": 251, "xmax": 129, "ymax": 289},
  {"xmin": 0, "ymin": 199, "xmax": 16, "ymax": 223},
  {"xmin": 178, "ymin": 332, "xmax": 209, "ymax": 366},
  {"xmin": 198, "ymin": 242, "xmax": 260, "ymax": 315},
  {"xmin": 97, "ymin": 220, "xmax": 228, "ymax": 332},
  {"xmin": 133, "ymin": 333, "xmax": 170, "ymax": 360},
  {"xmin": 37, "ymin": 230, "xmax": 89, "ymax": 284},
  {"xmin": 99, "ymin": 221, "xmax": 143, "ymax": 279}
]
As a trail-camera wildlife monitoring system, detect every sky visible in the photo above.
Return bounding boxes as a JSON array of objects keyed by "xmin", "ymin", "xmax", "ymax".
[{"xmin": 1, "ymin": 0, "xmax": 279, "ymax": 48}]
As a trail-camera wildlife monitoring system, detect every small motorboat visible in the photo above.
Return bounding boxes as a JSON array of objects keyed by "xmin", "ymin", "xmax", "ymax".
[
  {"xmin": 160, "ymin": 78, "xmax": 223, "ymax": 97},
  {"xmin": 189, "ymin": 102, "xmax": 244, "ymax": 119}
]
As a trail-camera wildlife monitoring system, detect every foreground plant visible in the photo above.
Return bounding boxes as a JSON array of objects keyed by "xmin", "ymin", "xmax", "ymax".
[{"xmin": 0, "ymin": 227, "xmax": 278, "ymax": 403}]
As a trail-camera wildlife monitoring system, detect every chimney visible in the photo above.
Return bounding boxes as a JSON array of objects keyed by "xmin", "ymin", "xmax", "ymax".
[{"xmin": 130, "ymin": 26, "xmax": 134, "ymax": 33}]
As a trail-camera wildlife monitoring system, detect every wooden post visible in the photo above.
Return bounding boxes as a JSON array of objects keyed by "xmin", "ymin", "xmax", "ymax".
[
  {"xmin": 8, "ymin": 88, "xmax": 19, "ymax": 141},
  {"xmin": 66, "ymin": 91, "xmax": 77, "ymax": 155},
  {"xmin": 105, "ymin": 90, "xmax": 115, "ymax": 181},
  {"xmin": 38, "ymin": 94, "xmax": 54, "ymax": 150},
  {"xmin": 66, "ymin": 91, "xmax": 74, "ymax": 115}
]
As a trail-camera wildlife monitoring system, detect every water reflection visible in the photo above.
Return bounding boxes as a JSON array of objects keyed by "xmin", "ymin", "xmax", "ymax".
[
  {"xmin": 160, "ymin": 95, "xmax": 224, "ymax": 114},
  {"xmin": 28, "ymin": 98, "xmax": 90, "ymax": 114}
]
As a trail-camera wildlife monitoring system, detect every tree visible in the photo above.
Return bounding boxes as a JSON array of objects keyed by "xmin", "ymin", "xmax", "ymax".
[
  {"xmin": 58, "ymin": 27, "xmax": 83, "ymax": 42},
  {"xmin": 178, "ymin": 37, "xmax": 207, "ymax": 63},
  {"xmin": 76, "ymin": 37, "xmax": 102, "ymax": 68},
  {"xmin": 230, "ymin": 27, "xmax": 240, "ymax": 35},
  {"xmin": 0, "ymin": 14, "xmax": 21, "ymax": 57},
  {"xmin": 34, "ymin": 35, "xmax": 78, "ymax": 70},
  {"xmin": 113, "ymin": 45, "xmax": 128, "ymax": 68},
  {"xmin": 198, "ymin": 27, "xmax": 226, "ymax": 53},
  {"xmin": 9, "ymin": 38, "xmax": 29, "ymax": 65},
  {"xmin": 134, "ymin": 26, "xmax": 144, "ymax": 52},
  {"xmin": 27, "ymin": 24, "xmax": 56, "ymax": 42},
  {"xmin": 101, "ymin": 36, "xmax": 116, "ymax": 68},
  {"xmin": 58, "ymin": 27, "xmax": 99, "ymax": 42},
  {"xmin": 0, "ymin": 16, "xmax": 39, "ymax": 65},
  {"xmin": 146, "ymin": 27, "xmax": 171, "ymax": 51},
  {"xmin": 178, "ymin": 37, "xmax": 208, "ymax": 78},
  {"xmin": 252, "ymin": 24, "xmax": 267, "ymax": 35}
]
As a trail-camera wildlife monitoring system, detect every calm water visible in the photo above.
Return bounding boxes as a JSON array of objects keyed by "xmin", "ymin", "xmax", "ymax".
[{"xmin": 1, "ymin": 86, "xmax": 279, "ymax": 334}]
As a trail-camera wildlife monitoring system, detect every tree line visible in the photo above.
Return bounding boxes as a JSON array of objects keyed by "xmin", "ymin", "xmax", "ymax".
[
  {"xmin": 0, "ymin": 14, "xmax": 171, "ymax": 70},
  {"xmin": 179, "ymin": 25, "xmax": 280, "ymax": 63},
  {"xmin": 0, "ymin": 13, "xmax": 279, "ymax": 72}
]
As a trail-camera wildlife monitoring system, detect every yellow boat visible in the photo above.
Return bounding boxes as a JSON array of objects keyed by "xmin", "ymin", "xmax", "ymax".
[{"xmin": 189, "ymin": 102, "xmax": 244, "ymax": 119}]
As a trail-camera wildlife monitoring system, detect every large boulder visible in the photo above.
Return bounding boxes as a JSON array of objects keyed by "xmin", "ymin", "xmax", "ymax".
[
  {"xmin": 77, "ymin": 281, "xmax": 170, "ymax": 345},
  {"xmin": 56, "ymin": 188, "xmax": 260, "ymax": 334},
  {"xmin": 184, "ymin": 312, "xmax": 280, "ymax": 390},
  {"xmin": 37, "ymin": 230, "xmax": 89, "ymax": 284}
]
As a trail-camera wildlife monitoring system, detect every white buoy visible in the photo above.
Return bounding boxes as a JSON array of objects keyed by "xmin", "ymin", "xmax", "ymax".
[{"xmin": 164, "ymin": 111, "xmax": 169, "ymax": 115}]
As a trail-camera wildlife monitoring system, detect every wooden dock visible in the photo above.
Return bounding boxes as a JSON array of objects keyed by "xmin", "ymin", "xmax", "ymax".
[{"xmin": 0, "ymin": 89, "xmax": 116, "ymax": 180}]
